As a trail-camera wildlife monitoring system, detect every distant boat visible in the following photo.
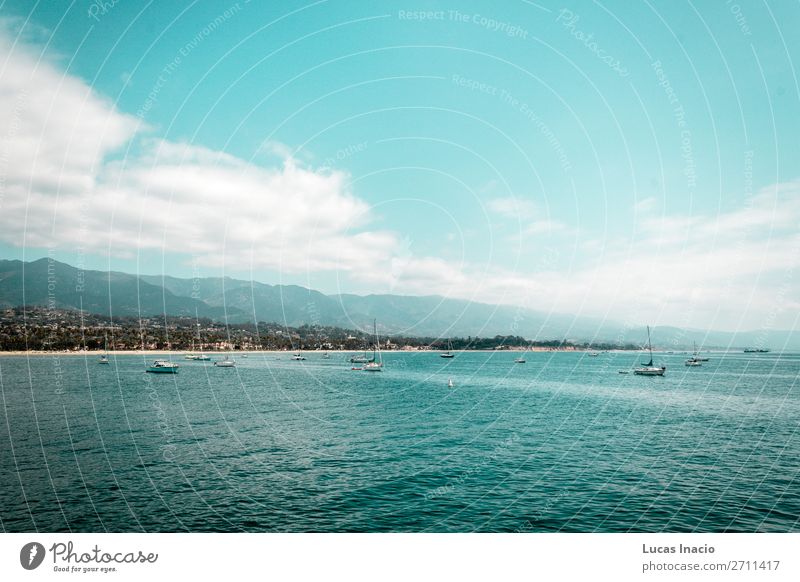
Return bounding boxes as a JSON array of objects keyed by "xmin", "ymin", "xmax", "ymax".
[
  {"xmin": 633, "ymin": 326, "xmax": 666, "ymax": 376},
  {"xmin": 147, "ymin": 360, "xmax": 179, "ymax": 374},
  {"xmin": 363, "ymin": 319, "xmax": 384, "ymax": 372},
  {"xmin": 744, "ymin": 348, "xmax": 769, "ymax": 353},
  {"xmin": 291, "ymin": 350, "xmax": 306, "ymax": 361},
  {"xmin": 514, "ymin": 343, "xmax": 530, "ymax": 364},
  {"xmin": 448, "ymin": 378, "xmax": 454, "ymax": 388},
  {"xmin": 188, "ymin": 325, "xmax": 211, "ymax": 361},
  {"xmin": 685, "ymin": 342, "xmax": 703, "ymax": 366},
  {"xmin": 691, "ymin": 342, "xmax": 709, "ymax": 361},
  {"xmin": 99, "ymin": 335, "xmax": 110, "ymax": 364},
  {"xmin": 440, "ymin": 339, "xmax": 455, "ymax": 358},
  {"xmin": 322, "ymin": 351, "xmax": 330, "ymax": 359},
  {"xmin": 350, "ymin": 352, "xmax": 370, "ymax": 363},
  {"xmin": 214, "ymin": 355, "xmax": 236, "ymax": 368},
  {"xmin": 587, "ymin": 351, "xmax": 599, "ymax": 357}
]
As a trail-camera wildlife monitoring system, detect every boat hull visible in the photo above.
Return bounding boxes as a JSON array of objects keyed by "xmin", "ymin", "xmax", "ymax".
[
  {"xmin": 146, "ymin": 368, "xmax": 178, "ymax": 374},
  {"xmin": 633, "ymin": 367, "xmax": 665, "ymax": 376}
]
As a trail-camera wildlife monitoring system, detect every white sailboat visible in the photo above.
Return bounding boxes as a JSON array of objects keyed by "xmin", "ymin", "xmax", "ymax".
[
  {"xmin": 514, "ymin": 343, "xmax": 530, "ymax": 363},
  {"xmin": 184, "ymin": 339, "xmax": 198, "ymax": 360},
  {"xmin": 685, "ymin": 342, "xmax": 703, "ymax": 366},
  {"xmin": 363, "ymin": 319, "xmax": 384, "ymax": 372},
  {"xmin": 214, "ymin": 354, "xmax": 236, "ymax": 367},
  {"xmin": 693, "ymin": 342, "xmax": 709, "ymax": 362},
  {"xmin": 98, "ymin": 335, "xmax": 110, "ymax": 364},
  {"xmin": 187, "ymin": 325, "xmax": 211, "ymax": 360},
  {"xmin": 633, "ymin": 326, "xmax": 666, "ymax": 376},
  {"xmin": 440, "ymin": 339, "xmax": 455, "ymax": 358}
]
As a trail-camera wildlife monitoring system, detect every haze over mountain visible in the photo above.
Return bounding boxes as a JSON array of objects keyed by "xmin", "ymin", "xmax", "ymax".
[{"xmin": 1, "ymin": 259, "xmax": 797, "ymax": 350}]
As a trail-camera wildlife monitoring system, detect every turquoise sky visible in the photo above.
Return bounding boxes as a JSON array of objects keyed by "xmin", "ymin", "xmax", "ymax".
[{"xmin": 1, "ymin": 1, "xmax": 798, "ymax": 330}]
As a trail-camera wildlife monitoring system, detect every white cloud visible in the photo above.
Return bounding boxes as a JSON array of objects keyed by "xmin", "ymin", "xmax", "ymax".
[
  {"xmin": 487, "ymin": 196, "xmax": 537, "ymax": 220},
  {"xmin": 0, "ymin": 32, "xmax": 139, "ymax": 206},
  {"xmin": 633, "ymin": 196, "xmax": 658, "ymax": 213},
  {"xmin": 521, "ymin": 219, "xmax": 569, "ymax": 237},
  {"xmin": 363, "ymin": 181, "xmax": 800, "ymax": 331},
  {"xmin": 0, "ymin": 33, "xmax": 399, "ymax": 274},
  {"xmin": 461, "ymin": 182, "xmax": 800, "ymax": 330}
]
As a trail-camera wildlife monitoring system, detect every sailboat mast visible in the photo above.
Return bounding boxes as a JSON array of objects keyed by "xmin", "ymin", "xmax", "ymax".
[
  {"xmin": 648, "ymin": 326, "xmax": 653, "ymax": 361},
  {"xmin": 374, "ymin": 318, "xmax": 383, "ymax": 364}
]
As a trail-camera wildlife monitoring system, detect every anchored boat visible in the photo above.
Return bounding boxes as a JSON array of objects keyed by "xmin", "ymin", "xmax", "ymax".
[
  {"xmin": 363, "ymin": 319, "xmax": 384, "ymax": 372},
  {"xmin": 146, "ymin": 360, "xmax": 179, "ymax": 374},
  {"xmin": 214, "ymin": 355, "xmax": 236, "ymax": 368},
  {"xmin": 633, "ymin": 326, "xmax": 666, "ymax": 376},
  {"xmin": 440, "ymin": 339, "xmax": 455, "ymax": 358}
]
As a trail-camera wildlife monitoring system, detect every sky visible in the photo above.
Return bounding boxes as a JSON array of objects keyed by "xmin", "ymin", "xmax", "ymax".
[{"xmin": 0, "ymin": 0, "xmax": 798, "ymax": 332}]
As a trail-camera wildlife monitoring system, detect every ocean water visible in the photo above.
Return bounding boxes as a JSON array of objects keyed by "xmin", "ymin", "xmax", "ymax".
[{"xmin": 1, "ymin": 350, "xmax": 798, "ymax": 532}]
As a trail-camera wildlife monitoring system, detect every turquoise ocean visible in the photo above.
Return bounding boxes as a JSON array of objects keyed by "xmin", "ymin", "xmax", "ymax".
[{"xmin": 1, "ymin": 351, "xmax": 798, "ymax": 532}]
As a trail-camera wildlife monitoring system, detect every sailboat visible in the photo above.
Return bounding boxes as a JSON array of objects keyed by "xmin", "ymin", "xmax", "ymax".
[
  {"xmin": 633, "ymin": 326, "xmax": 666, "ymax": 376},
  {"xmin": 98, "ymin": 335, "xmax": 110, "ymax": 364},
  {"xmin": 184, "ymin": 339, "xmax": 198, "ymax": 360},
  {"xmin": 187, "ymin": 325, "xmax": 211, "ymax": 360},
  {"xmin": 214, "ymin": 354, "xmax": 236, "ymax": 367},
  {"xmin": 694, "ymin": 343, "xmax": 709, "ymax": 362},
  {"xmin": 514, "ymin": 343, "xmax": 530, "ymax": 364},
  {"xmin": 440, "ymin": 339, "xmax": 455, "ymax": 358},
  {"xmin": 685, "ymin": 342, "xmax": 703, "ymax": 366},
  {"xmin": 363, "ymin": 319, "xmax": 384, "ymax": 372}
]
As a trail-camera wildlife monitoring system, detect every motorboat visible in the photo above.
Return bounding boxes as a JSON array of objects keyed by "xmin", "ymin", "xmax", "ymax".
[{"xmin": 147, "ymin": 360, "xmax": 179, "ymax": 373}]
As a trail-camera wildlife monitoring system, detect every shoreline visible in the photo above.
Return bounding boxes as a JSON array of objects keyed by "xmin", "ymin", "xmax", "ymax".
[{"xmin": 0, "ymin": 348, "xmax": 733, "ymax": 357}]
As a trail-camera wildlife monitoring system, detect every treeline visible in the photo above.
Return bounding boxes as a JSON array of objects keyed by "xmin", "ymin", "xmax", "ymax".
[{"xmin": 0, "ymin": 307, "xmax": 639, "ymax": 352}]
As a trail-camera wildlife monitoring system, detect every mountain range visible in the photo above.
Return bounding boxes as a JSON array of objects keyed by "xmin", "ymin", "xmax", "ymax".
[{"xmin": 1, "ymin": 258, "xmax": 797, "ymax": 349}]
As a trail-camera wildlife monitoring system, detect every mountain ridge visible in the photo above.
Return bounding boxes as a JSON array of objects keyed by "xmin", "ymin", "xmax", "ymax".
[{"xmin": 1, "ymin": 258, "xmax": 797, "ymax": 349}]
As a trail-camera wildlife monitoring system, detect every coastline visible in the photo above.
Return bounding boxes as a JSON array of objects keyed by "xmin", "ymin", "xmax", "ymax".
[
  {"xmin": 0, "ymin": 348, "xmax": 722, "ymax": 357},
  {"xmin": 0, "ymin": 349, "xmax": 549, "ymax": 356}
]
